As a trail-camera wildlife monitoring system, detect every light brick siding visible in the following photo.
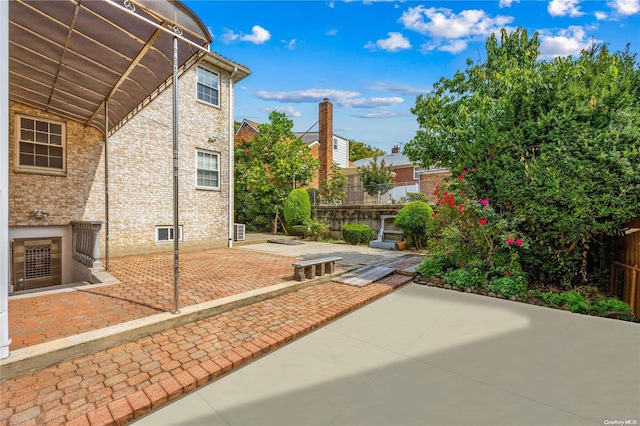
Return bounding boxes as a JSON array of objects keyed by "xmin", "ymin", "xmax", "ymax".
[
  {"xmin": 8, "ymin": 101, "xmax": 104, "ymax": 227},
  {"xmin": 10, "ymin": 58, "xmax": 234, "ymax": 257},
  {"xmin": 88, "ymin": 60, "xmax": 233, "ymax": 254}
]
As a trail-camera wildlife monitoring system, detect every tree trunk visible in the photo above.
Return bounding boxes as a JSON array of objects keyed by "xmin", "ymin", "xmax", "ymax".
[{"xmin": 273, "ymin": 206, "xmax": 279, "ymax": 235}]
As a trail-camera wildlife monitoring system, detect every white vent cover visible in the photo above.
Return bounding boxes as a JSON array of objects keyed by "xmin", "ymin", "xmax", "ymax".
[{"xmin": 234, "ymin": 223, "xmax": 246, "ymax": 241}]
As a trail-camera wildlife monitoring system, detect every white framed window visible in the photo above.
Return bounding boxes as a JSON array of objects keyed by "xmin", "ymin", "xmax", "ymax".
[
  {"xmin": 196, "ymin": 149, "xmax": 220, "ymax": 190},
  {"xmin": 196, "ymin": 65, "xmax": 219, "ymax": 106},
  {"xmin": 15, "ymin": 115, "xmax": 66, "ymax": 174},
  {"xmin": 333, "ymin": 137, "xmax": 338, "ymax": 150},
  {"xmin": 155, "ymin": 226, "xmax": 183, "ymax": 243},
  {"xmin": 414, "ymin": 166, "xmax": 425, "ymax": 180}
]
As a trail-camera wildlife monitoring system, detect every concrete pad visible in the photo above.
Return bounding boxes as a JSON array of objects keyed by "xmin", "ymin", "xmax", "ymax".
[
  {"xmin": 183, "ymin": 328, "xmax": 399, "ymax": 425},
  {"xmin": 134, "ymin": 284, "xmax": 640, "ymax": 426},
  {"xmin": 133, "ymin": 391, "xmax": 230, "ymax": 426}
]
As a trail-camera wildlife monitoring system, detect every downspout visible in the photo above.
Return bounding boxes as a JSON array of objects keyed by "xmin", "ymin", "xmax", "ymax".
[
  {"xmin": 228, "ymin": 67, "xmax": 237, "ymax": 248},
  {"xmin": 1, "ymin": 0, "xmax": 11, "ymax": 359}
]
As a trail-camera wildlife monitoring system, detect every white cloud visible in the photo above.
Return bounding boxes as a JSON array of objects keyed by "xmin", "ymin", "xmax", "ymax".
[
  {"xmin": 261, "ymin": 106, "xmax": 301, "ymax": 117},
  {"xmin": 399, "ymin": 6, "xmax": 513, "ymax": 38},
  {"xmin": 221, "ymin": 25, "xmax": 271, "ymax": 44},
  {"xmin": 499, "ymin": 0, "xmax": 519, "ymax": 8},
  {"xmin": 282, "ymin": 39, "xmax": 297, "ymax": 50},
  {"xmin": 608, "ymin": 0, "xmax": 640, "ymax": 15},
  {"xmin": 326, "ymin": 29, "xmax": 338, "ymax": 36},
  {"xmin": 398, "ymin": 6, "xmax": 513, "ymax": 53},
  {"xmin": 439, "ymin": 39, "xmax": 469, "ymax": 53},
  {"xmin": 365, "ymin": 82, "xmax": 430, "ymax": 95},
  {"xmin": 255, "ymin": 89, "xmax": 403, "ymax": 108},
  {"xmin": 328, "ymin": 1, "xmax": 335, "ymax": 8},
  {"xmin": 352, "ymin": 111, "xmax": 410, "ymax": 118},
  {"xmin": 548, "ymin": 0, "xmax": 585, "ymax": 17},
  {"xmin": 538, "ymin": 26, "xmax": 597, "ymax": 59},
  {"xmin": 240, "ymin": 25, "xmax": 271, "ymax": 44},
  {"xmin": 594, "ymin": 10, "xmax": 609, "ymax": 19},
  {"xmin": 365, "ymin": 32, "xmax": 412, "ymax": 52}
]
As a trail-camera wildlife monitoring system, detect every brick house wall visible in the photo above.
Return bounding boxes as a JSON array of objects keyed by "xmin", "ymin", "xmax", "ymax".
[
  {"xmin": 235, "ymin": 121, "xmax": 258, "ymax": 146},
  {"xmin": 392, "ymin": 165, "xmax": 418, "ymax": 185},
  {"xmin": 8, "ymin": 101, "xmax": 105, "ymax": 226},
  {"xmin": 420, "ymin": 171, "xmax": 452, "ymax": 203},
  {"xmin": 85, "ymin": 58, "xmax": 234, "ymax": 255}
]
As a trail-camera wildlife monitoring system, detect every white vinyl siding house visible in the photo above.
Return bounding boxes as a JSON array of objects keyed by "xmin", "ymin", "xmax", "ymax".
[{"xmin": 331, "ymin": 135, "xmax": 349, "ymax": 168}]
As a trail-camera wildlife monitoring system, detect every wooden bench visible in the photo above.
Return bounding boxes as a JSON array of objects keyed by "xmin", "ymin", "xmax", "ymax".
[{"xmin": 292, "ymin": 256, "xmax": 343, "ymax": 281}]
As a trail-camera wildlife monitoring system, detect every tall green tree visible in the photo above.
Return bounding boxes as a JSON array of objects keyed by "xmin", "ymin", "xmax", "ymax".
[
  {"xmin": 319, "ymin": 162, "xmax": 347, "ymax": 204},
  {"xmin": 404, "ymin": 28, "xmax": 640, "ymax": 285},
  {"xmin": 349, "ymin": 140, "xmax": 385, "ymax": 162},
  {"xmin": 357, "ymin": 157, "xmax": 395, "ymax": 204},
  {"xmin": 235, "ymin": 112, "xmax": 319, "ymax": 232}
]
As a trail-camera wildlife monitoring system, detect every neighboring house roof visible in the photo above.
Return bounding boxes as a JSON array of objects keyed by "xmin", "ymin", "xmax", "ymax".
[
  {"xmin": 352, "ymin": 154, "xmax": 449, "ymax": 174},
  {"xmin": 8, "ymin": 0, "xmax": 250, "ymax": 134},
  {"xmin": 352, "ymin": 154, "xmax": 415, "ymax": 168},
  {"xmin": 236, "ymin": 119, "xmax": 261, "ymax": 135}
]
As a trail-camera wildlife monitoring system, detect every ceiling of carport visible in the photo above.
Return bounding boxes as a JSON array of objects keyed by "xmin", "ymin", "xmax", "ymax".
[{"xmin": 8, "ymin": 0, "xmax": 212, "ymax": 133}]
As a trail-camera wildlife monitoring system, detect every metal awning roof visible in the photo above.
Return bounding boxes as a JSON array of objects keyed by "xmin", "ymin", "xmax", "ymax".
[{"xmin": 9, "ymin": 0, "xmax": 213, "ymax": 133}]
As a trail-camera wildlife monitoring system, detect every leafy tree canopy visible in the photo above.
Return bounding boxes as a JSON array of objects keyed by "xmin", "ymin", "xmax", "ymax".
[
  {"xmin": 404, "ymin": 27, "xmax": 640, "ymax": 284},
  {"xmin": 235, "ymin": 112, "xmax": 319, "ymax": 232},
  {"xmin": 349, "ymin": 139, "xmax": 385, "ymax": 162},
  {"xmin": 357, "ymin": 157, "xmax": 395, "ymax": 204}
]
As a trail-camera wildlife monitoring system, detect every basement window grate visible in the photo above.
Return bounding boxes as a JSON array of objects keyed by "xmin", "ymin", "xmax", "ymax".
[{"xmin": 24, "ymin": 244, "xmax": 52, "ymax": 280}]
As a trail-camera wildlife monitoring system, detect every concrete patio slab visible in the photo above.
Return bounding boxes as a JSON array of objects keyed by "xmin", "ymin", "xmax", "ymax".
[{"xmin": 134, "ymin": 284, "xmax": 640, "ymax": 426}]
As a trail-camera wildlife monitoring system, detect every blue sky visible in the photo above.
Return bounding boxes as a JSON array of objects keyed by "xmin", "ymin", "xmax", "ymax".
[{"xmin": 185, "ymin": 0, "xmax": 639, "ymax": 154}]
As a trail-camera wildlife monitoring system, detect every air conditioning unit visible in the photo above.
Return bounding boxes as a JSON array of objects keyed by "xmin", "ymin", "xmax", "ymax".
[{"xmin": 234, "ymin": 223, "xmax": 246, "ymax": 241}]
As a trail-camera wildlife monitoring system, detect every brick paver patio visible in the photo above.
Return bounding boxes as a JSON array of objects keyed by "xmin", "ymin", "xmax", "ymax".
[
  {"xmin": 1, "ymin": 272, "xmax": 413, "ymax": 425},
  {"xmin": 8, "ymin": 249, "xmax": 298, "ymax": 350}
]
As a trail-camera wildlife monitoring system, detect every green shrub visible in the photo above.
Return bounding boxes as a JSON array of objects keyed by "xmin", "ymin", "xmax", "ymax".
[
  {"xmin": 593, "ymin": 298, "xmax": 632, "ymax": 314},
  {"xmin": 394, "ymin": 201, "xmax": 434, "ymax": 250},
  {"xmin": 291, "ymin": 224, "xmax": 308, "ymax": 237},
  {"xmin": 342, "ymin": 224, "xmax": 373, "ymax": 245},
  {"xmin": 444, "ymin": 267, "xmax": 485, "ymax": 291},
  {"xmin": 283, "ymin": 188, "xmax": 311, "ymax": 226},
  {"xmin": 417, "ymin": 254, "xmax": 447, "ymax": 278},
  {"xmin": 304, "ymin": 218, "xmax": 328, "ymax": 241},
  {"xmin": 488, "ymin": 275, "xmax": 527, "ymax": 298},
  {"xmin": 406, "ymin": 192, "xmax": 430, "ymax": 203}
]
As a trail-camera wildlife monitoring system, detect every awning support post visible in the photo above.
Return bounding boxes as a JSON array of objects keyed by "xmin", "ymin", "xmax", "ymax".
[
  {"xmin": 171, "ymin": 30, "xmax": 180, "ymax": 314},
  {"xmin": 104, "ymin": 100, "xmax": 110, "ymax": 271}
]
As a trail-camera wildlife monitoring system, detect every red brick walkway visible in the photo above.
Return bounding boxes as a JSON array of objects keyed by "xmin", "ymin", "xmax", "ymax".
[
  {"xmin": 8, "ymin": 249, "xmax": 297, "ymax": 350},
  {"xmin": 1, "ymin": 274, "xmax": 413, "ymax": 425}
]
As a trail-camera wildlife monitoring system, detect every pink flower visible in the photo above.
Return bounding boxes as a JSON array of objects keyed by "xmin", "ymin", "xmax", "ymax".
[
  {"xmin": 479, "ymin": 218, "xmax": 487, "ymax": 225},
  {"xmin": 458, "ymin": 205, "xmax": 464, "ymax": 212},
  {"xmin": 481, "ymin": 199, "xmax": 489, "ymax": 206},
  {"xmin": 515, "ymin": 239, "xmax": 523, "ymax": 246},
  {"xmin": 461, "ymin": 169, "xmax": 467, "ymax": 175},
  {"xmin": 507, "ymin": 237, "xmax": 514, "ymax": 245},
  {"xmin": 458, "ymin": 175, "xmax": 464, "ymax": 181}
]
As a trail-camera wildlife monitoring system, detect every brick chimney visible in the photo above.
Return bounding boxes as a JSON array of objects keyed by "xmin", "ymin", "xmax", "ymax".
[
  {"xmin": 391, "ymin": 145, "xmax": 400, "ymax": 154},
  {"xmin": 318, "ymin": 98, "xmax": 333, "ymax": 183}
]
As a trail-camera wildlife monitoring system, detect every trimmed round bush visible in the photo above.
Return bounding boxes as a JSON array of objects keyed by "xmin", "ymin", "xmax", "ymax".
[
  {"xmin": 342, "ymin": 224, "xmax": 373, "ymax": 245},
  {"xmin": 394, "ymin": 201, "xmax": 434, "ymax": 250},
  {"xmin": 291, "ymin": 224, "xmax": 308, "ymax": 237},
  {"xmin": 284, "ymin": 188, "xmax": 311, "ymax": 226}
]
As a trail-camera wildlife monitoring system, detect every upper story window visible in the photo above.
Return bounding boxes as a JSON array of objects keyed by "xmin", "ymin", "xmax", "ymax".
[
  {"xmin": 333, "ymin": 137, "xmax": 339, "ymax": 150},
  {"xmin": 196, "ymin": 65, "xmax": 219, "ymax": 107},
  {"xmin": 413, "ymin": 166, "xmax": 425, "ymax": 180},
  {"xmin": 196, "ymin": 149, "xmax": 220, "ymax": 190},
  {"xmin": 16, "ymin": 115, "xmax": 65, "ymax": 175}
]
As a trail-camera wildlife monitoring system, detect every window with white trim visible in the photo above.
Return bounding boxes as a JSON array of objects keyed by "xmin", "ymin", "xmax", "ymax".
[
  {"xmin": 196, "ymin": 149, "xmax": 220, "ymax": 190},
  {"xmin": 333, "ymin": 137, "xmax": 338, "ymax": 150},
  {"xmin": 196, "ymin": 65, "xmax": 219, "ymax": 106},
  {"xmin": 413, "ymin": 166, "xmax": 425, "ymax": 180},
  {"xmin": 155, "ymin": 226, "xmax": 183, "ymax": 243},
  {"xmin": 16, "ymin": 115, "xmax": 65, "ymax": 174}
]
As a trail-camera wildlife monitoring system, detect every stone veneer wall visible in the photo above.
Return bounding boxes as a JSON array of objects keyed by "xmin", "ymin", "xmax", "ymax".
[
  {"xmin": 315, "ymin": 205, "xmax": 405, "ymax": 240},
  {"xmin": 84, "ymin": 59, "xmax": 233, "ymax": 255},
  {"xmin": 8, "ymin": 101, "xmax": 104, "ymax": 227}
]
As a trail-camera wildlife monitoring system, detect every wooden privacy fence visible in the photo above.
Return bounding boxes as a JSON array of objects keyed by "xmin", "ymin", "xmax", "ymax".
[{"xmin": 609, "ymin": 261, "xmax": 639, "ymax": 317}]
